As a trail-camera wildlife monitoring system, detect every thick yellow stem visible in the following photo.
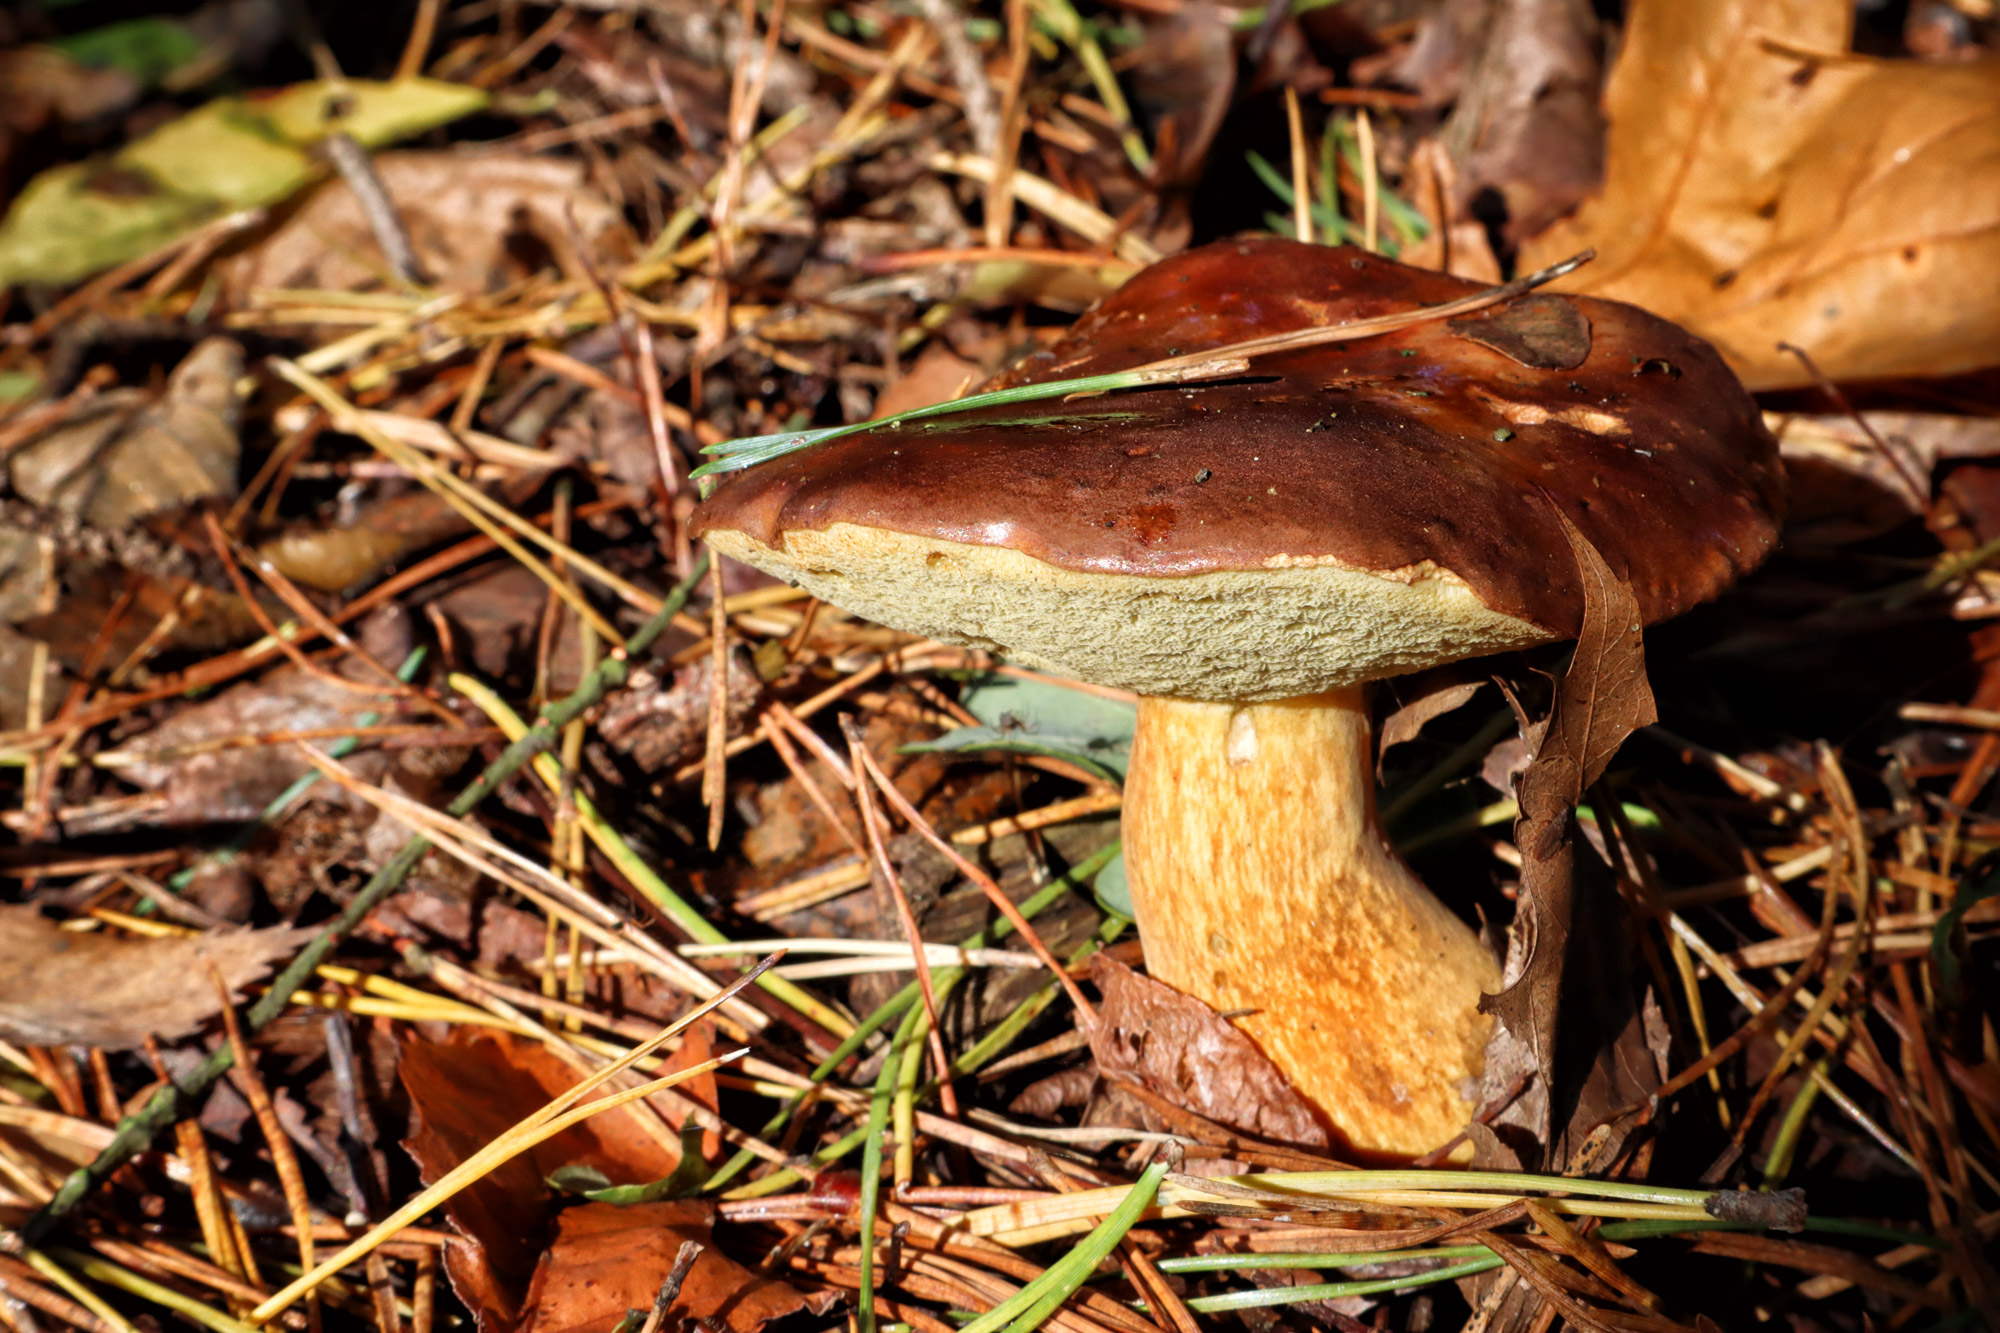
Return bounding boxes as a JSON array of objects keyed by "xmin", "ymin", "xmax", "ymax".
[{"xmin": 1121, "ymin": 688, "xmax": 1499, "ymax": 1158}]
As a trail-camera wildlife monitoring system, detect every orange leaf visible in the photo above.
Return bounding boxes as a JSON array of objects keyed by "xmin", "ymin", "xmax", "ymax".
[{"xmin": 1524, "ymin": 0, "xmax": 2000, "ymax": 390}]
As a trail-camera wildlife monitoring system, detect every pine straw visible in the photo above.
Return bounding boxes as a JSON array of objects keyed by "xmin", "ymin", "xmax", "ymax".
[{"xmin": 0, "ymin": 3, "xmax": 1993, "ymax": 1332}]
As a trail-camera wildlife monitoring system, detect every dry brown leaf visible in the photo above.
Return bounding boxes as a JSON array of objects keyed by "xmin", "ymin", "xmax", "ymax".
[
  {"xmin": 400, "ymin": 1027, "xmax": 684, "ymax": 1332},
  {"xmin": 115, "ymin": 609, "xmax": 424, "ymax": 825},
  {"xmin": 1088, "ymin": 953, "xmax": 1330, "ymax": 1150},
  {"xmin": 1477, "ymin": 509, "xmax": 1654, "ymax": 1151},
  {"xmin": 9, "ymin": 338, "xmax": 242, "ymax": 528},
  {"xmin": 1523, "ymin": 0, "xmax": 2000, "ymax": 390},
  {"xmin": 518, "ymin": 1201, "xmax": 831, "ymax": 1333},
  {"xmin": 1775, "ymin": 410, "xmax": 2000, "ymax": 544},
  {"xmin": 1378, "ymin": 672, "xmax": 1486, "ymax": 769},
  {"xmin": 871, "ymin": 343, "xmax": 985, "ymax": 420},
  {"xmin": 219, "ymin": 152, "xmax": 630, "ymax": 302},
  {"xmin": 1437, "ymin": 0, "xmax": 1606, "ymax": 246},
  {"xmin": 0, "ymin": 908, "xmax": 308, "ymax": 1049},
  {"xmin": 0, "ymin": 337, "xmax": 242, "ymax": 642}
]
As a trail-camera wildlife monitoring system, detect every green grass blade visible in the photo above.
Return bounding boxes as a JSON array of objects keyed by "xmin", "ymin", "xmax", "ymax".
[
  {"xmin": 960, "ymin": 1159, "xmax": 1171, "ymax": 1333},
  {"xmin": 693, "ymin": 370, "xmax": 1182, "ymax": 479}
]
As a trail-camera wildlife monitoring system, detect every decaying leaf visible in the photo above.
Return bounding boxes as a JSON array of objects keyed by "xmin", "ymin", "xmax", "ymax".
[
  {"xmin": 1524, "ymin": 0, "xmax": 2000, "ymax": 390},
  {"xmin": 1448, "ymin": 295, "xmax": 1593, "ymax": 371},
  {"xmin": 112, "ymin": 608, "xmax": 428, "ymax": 825},
  {"xmin": 1477, "ymin": 509, "xmax": 1655, "ymax": 1151},
  {"xmin": 518, "ymin": 1201, "xmax": 831, "ymax": 1333},
  {"xmin": 1379, "ymin": 672, "xmax": 1488, "ymax": 770},
  {"xmin": 218, "ymin": 152, "xmax": 629, "ymax": 302},
  {"xmin": 1088, "ymin": 953, "xmax": 1330, "ymax": 1149},
  {"xmin": 1437, "ymin": 0, "xmax": 1606, "ymax": 246},
  {"xmin": 8, "ymin": 337, "xmax": 241, "ymax": 527},
  {"xmin": 0, "ymin": 336, "xmax": 244, "ymax": 655},
  {"xmin": 0, "ymin": 908, "xmax": 308, "ymax": 1048}
]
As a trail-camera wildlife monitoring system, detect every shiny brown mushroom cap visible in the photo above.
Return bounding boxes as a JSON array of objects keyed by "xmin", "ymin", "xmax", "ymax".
[{"xmin": 694, "ymin": 239, "xmax": 1784, "ymax": 701}]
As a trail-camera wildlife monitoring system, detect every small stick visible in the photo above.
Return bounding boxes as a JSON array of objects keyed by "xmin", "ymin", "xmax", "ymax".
[
  {"xmin": 984, "ymin": 0, "xmax": 1029, "ymax": 251},
  {"xmin": 919, "ymin": 0, "xmax": 1000, "ymax": 156},
  {"xmin": 1356, "ymin": 109, "xmax": 1379, "ymax": 254},
  {"xmin": 394, "ymin": 0, "xmax": 441, "ymax": 79},
  {"xmin": 704, "ymin": 561, "xmax": 731, "ymax": 849},
  {"xmin": 844, "ymin": 719, "xmax": 963, "ymax": 1123},
  {"xmin": 449, "ymin": 338, "xmax": 504, "ymax": 434},
  {"xmin": 636, "ymin": 1242, "xmax": 704, "ymax": 1333},
  {"xmin": 212, "ymin": 970, "xmax": 320, "ymax": 1333},
  {"xmin": 1285, "ymin": 87, "xmax": 1311, "ymax": 245},
  {"xmin": 848, "ymin": 742, "xmax": 1098, "ymax": 1024},
  {"xmin": 321, "ymin": 134, "xmax": 427, "ymax": 286},
  {"xmin": 410, "ymin": 1248, "xmax": 434, "ymax": 1333}
]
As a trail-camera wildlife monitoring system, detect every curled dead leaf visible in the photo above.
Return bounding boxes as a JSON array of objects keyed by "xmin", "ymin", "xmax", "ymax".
[
  {"xmin": 1477, "ymin": 509, "xmax": 1655, "ymax": 1154},
  {"xmin": 1088, "ymin": 953, "xmax": 1330, "ymax": 1150}
]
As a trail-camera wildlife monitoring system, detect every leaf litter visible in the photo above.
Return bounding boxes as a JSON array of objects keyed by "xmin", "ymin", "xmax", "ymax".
[{"xmin": 0, "ymin": 2, "xmax": 1996, "ymax": 1332}]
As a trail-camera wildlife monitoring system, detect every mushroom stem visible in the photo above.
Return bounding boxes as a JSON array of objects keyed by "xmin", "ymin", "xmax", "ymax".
[{"xmin": 1121, "ymin": 687, "xmax": 1499, "ymax": 1159}]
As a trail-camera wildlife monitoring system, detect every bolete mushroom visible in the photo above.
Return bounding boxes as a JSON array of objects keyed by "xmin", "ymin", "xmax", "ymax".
[{"xmin": 692, "ymin": 239, "xmax": 1784, "ymax": 1158}]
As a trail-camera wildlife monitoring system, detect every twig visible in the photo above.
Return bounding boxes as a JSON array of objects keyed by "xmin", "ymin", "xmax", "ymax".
[
  {"xmin": 211, "ymin": 971, "xmax": 320, "ymax": 1333},
  {"xmin": 842, "ymin": 718, "xmax": 962, "ymax": 1124},
  {"xmin": 22, "ymin": 555, "xmax": 713, "ymax": 1243},
  {"xmin": 1285, "ymin": 87, "xmax": 1311, "ymax": 244},
  {"xmin": 847, "ymin": 741, "xmax": 1098, "ymax": 1024},
  {"xmin": 918, "ymin": 0, "xmax": 1000, "ymax": 156},
  {"xmin": 705, "ymin": 562, "xmax": 730, "ymax": 850},
  {"xmin": 637, "ymin": 1242, "xmax": 704, "ymax": 1333},
  {"xmin": 321, "ymin": 134, "xmax": 427, "ymax": 286},
  {"xmin": 394, "ymin": 0, "xmax": 442, "ymax": 79}
]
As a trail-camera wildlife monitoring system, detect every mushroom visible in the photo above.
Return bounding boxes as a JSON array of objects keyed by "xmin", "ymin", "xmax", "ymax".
[{"xmin": 693, "ymin": 239, "xmax": 1785, "ymax": 1158}]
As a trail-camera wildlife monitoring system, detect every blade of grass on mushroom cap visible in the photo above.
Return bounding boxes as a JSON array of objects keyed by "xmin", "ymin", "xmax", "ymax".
[
  {"xmin": 694, "ymin": 251, "xmax": 1594, "ymax": 480},
  {"xmin": 693, "ymin": 362, "xmax": 1245, "ymax": 478}
]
